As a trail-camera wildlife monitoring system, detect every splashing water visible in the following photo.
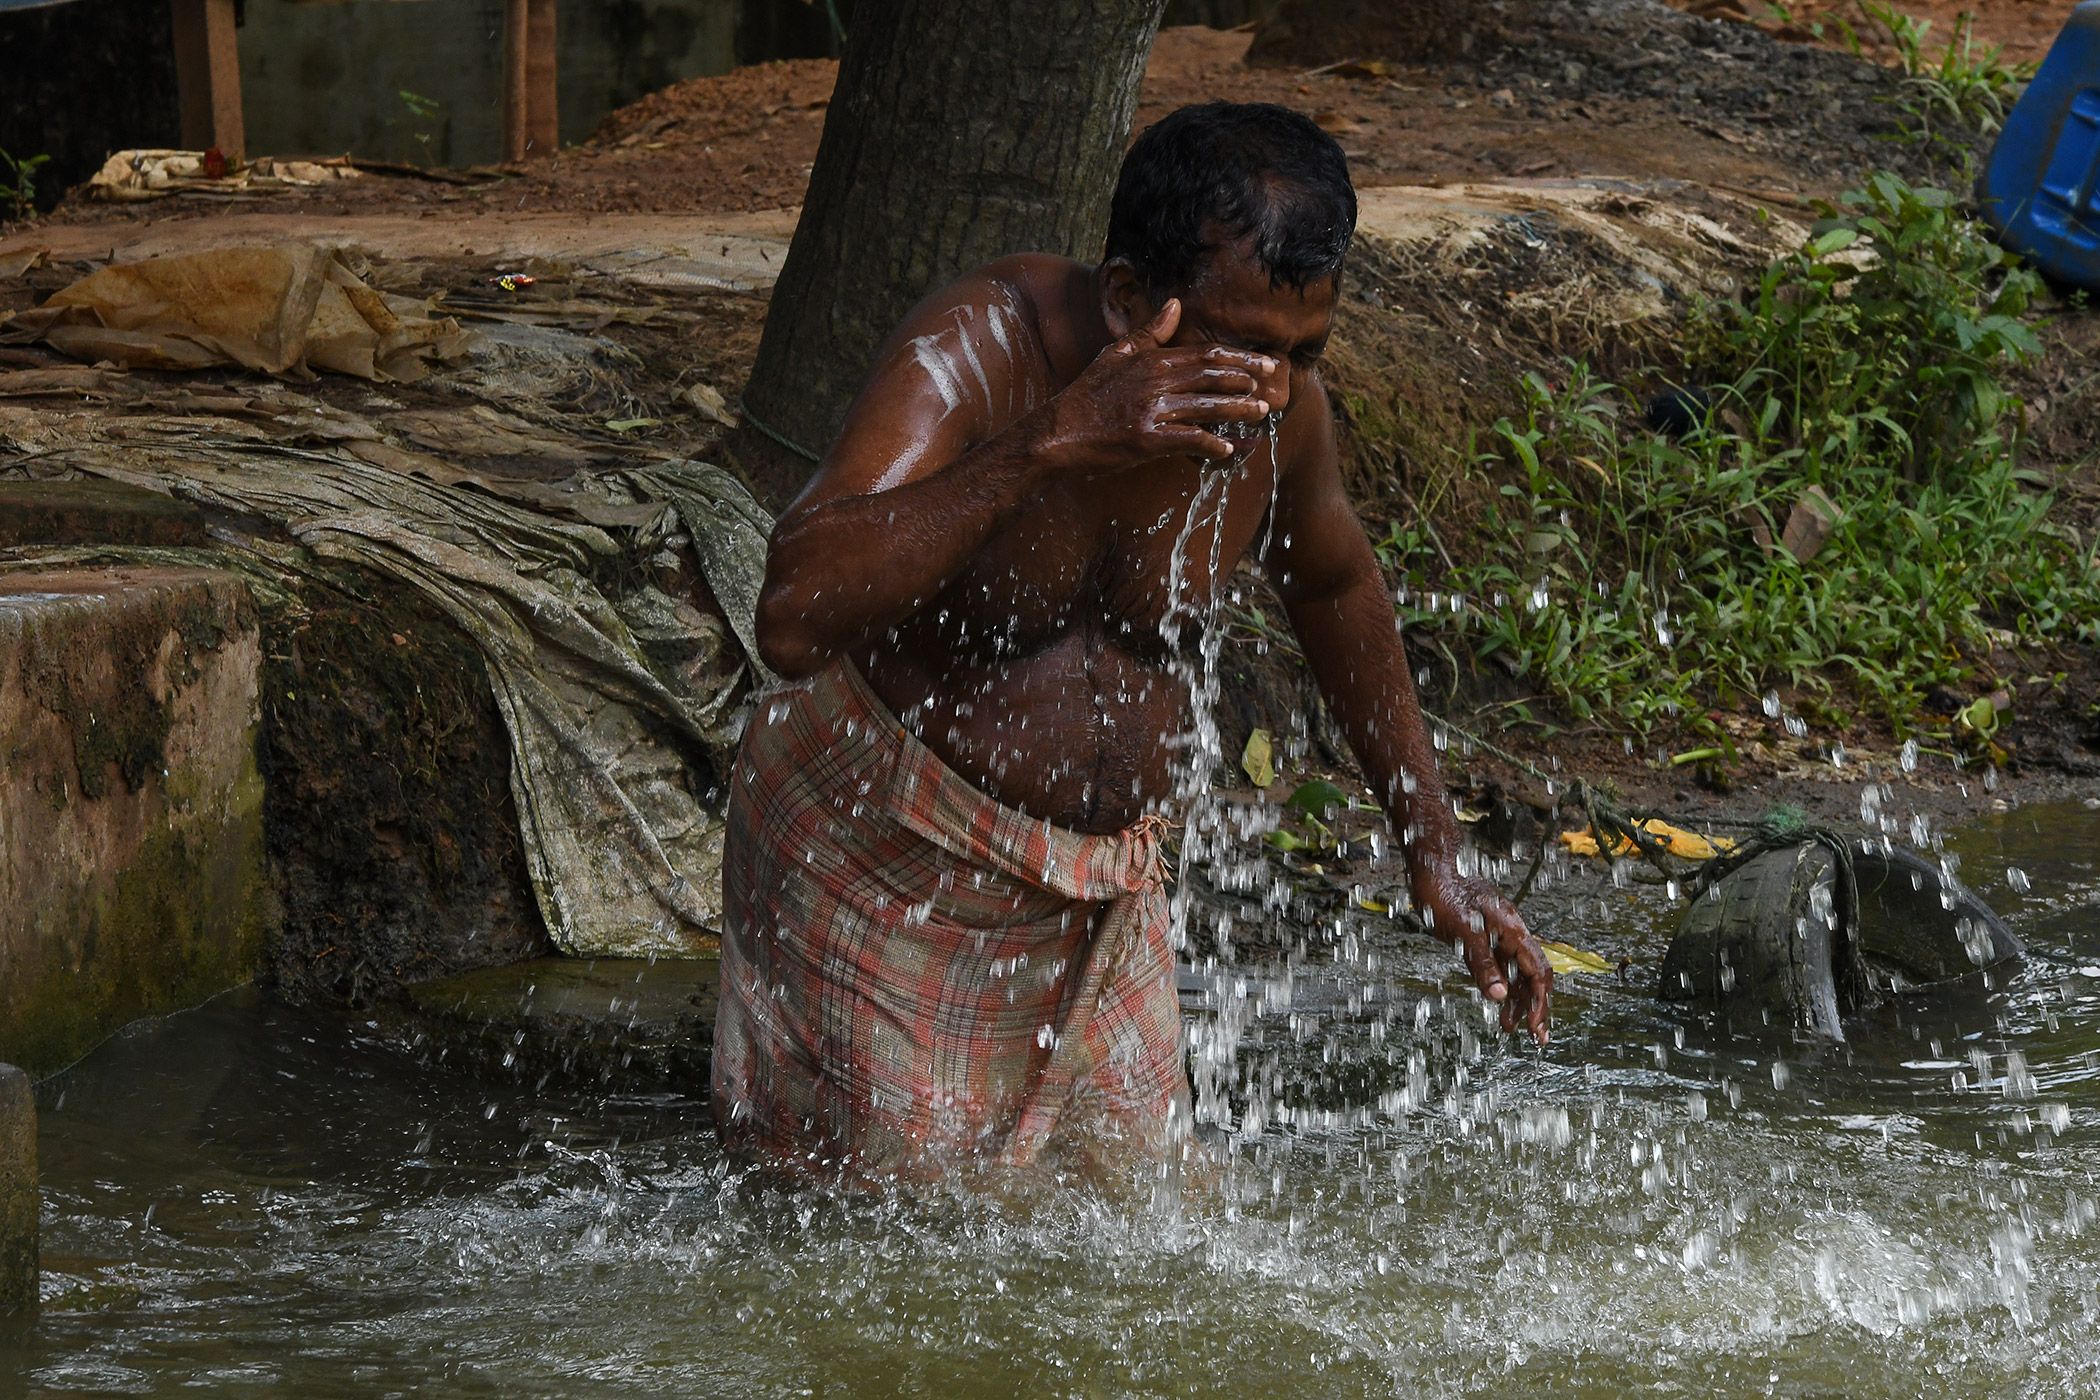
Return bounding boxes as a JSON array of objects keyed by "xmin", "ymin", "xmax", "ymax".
[{"xmin": 9, "ymin": 801, "xmax": 2100, "ymax": 1394}]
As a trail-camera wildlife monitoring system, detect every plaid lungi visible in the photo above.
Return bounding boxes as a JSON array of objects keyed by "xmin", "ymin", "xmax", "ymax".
[{"xmin": 711, "ymin": 660, "xmax": 1187, "ymax": 1173}]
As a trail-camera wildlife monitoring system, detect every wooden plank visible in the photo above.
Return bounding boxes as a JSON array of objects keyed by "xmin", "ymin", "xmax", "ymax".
[
  {"xmin": 525, "ymin": 0, "xmax": 559, "ymax": 158},
  {"xmin": 503, "ymin": 0, "xmax": 530, "ymax": 164},
  {"xmin": 169, "ymin": 0, "xmax": 244, "ymax": 161}
]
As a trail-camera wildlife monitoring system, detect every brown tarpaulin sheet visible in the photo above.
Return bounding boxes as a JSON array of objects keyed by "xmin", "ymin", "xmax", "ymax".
[{"xmin": 2, "ymin": 245, "xmax": 468, "ymax": 382}]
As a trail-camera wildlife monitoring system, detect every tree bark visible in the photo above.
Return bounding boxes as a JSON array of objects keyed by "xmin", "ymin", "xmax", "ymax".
[{"xmin": 742, "ymin": 0, "xmax": 1169, "ymax": 499}]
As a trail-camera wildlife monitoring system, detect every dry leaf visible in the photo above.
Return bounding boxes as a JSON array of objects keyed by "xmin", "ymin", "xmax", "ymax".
[
  {"xmin": 684, "ymin": 381, "xmax": 740, "ymax": 427},
  {"xmin": 1779, "ymin": 484, "xmax": 1843, "ymax": 564},
  {"xmin": 1322, "ymin": 58, "xmax": 1394, "ymax": 80},
  {"xmin": 1241, "ymin": 727, "xmax": 1276, "ymax": 789},
  {"xmin": 1559, "ymin": 818, "xmax": 1734, "ymax": 861},
  {"xmin": 1542, "ymin": 941, "xmax": 1614, "ymax": 975},
  {"xmin": 0, "ymin": 246, "xmax": 48, "ymax": 280}
]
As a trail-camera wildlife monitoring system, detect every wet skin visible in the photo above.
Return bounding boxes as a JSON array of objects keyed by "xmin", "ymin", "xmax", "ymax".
[{"xmin": 756, "ymin": 242, "xmax": 1552, "ymax": 1042}]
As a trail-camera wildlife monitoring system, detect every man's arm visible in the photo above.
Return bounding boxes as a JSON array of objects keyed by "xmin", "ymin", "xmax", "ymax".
[
  {"xmin": 1267, "ymin": 382, "xmax": 1553, "ymax": 1043},
  {"xmin": 757, "ymin": 278, "xmax": 1273, "ymax": 678}
]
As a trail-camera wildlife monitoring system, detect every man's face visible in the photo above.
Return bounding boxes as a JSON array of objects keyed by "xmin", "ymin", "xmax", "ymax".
[{"xmin": 1154, "ymin": 238, "xmax": 1339, "ymax": 418}]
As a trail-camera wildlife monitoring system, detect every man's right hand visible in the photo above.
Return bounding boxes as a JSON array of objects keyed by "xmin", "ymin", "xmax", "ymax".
[{"xmin": 1041, "ymin": 299, "xmax": 1278, "ymax": 473}]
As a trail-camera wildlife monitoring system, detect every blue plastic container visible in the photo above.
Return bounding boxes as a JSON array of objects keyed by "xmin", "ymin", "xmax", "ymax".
[{"xmin": 1978, "ymin": 1, "xmax": 2100, "ymax": 290}]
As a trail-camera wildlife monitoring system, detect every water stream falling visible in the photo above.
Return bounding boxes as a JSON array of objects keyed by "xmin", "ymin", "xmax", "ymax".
[{"xmin": 1161, "ymin": 416, "xmax": 1292, "ymax": 1147}]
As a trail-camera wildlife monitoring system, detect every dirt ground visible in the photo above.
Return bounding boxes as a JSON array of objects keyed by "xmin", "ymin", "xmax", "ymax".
[
  {"xmin": 13, "ymin": 2, "xmax": 2032, "ymax": 258},
  {"xmin": 1671, "ymin": 0, "xmax": 2082, "ymax": 67},
  {"xmin": 9, "ymin": 1, "xmax": 2074, "ymax": 244},
  {"xmin": 28, "ymin": 7, "xmax": 1943, "ymax": 235}
]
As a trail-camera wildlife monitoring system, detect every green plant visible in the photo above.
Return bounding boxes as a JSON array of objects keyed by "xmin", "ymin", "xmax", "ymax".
[
  {"xmin": 0, "ymin": 148, "xmax": 50, "ymax": 222},
  {"xmin": 1750, "ymin": 1, "xmax": 1858, "ymax": 46},
  {"xmin": 1696, "ymin": 173, "xmax": 2041, "ymax": 482},
  {"xmin": 1381, "ymin": 175, "xmax": 2100, "ymax": 740},
  {"xmin": 1856, "ymin": 2, "xmax": 2036, "ymax": 145},
  {"xmin": 398, "ymin": 89, "xmax": 443, "ymax": 159}
]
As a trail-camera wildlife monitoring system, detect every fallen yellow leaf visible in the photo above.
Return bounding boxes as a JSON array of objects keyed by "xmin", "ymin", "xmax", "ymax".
[
  {"xmin": 1541, "ymin": 941, "xmax": 1615, "ymax": 975},
  {"xmin": 1241, "ymin": 728, "xmax": 1276, "ymax": 789},
  {"xmin": 1558, "ymin": 818, "xmax": 1734, "ymax": 862}
]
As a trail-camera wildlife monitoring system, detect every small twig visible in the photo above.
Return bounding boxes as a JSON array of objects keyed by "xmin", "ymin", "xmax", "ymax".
[{"xmin": 1511, "ymin": 794, "xmax": 1558, "ymax": 909}]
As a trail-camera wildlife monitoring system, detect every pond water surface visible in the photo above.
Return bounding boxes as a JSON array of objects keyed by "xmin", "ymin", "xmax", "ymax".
[{"xmin": 6, "ymin": 798, "xmax": 2098, "ymax": 1396}]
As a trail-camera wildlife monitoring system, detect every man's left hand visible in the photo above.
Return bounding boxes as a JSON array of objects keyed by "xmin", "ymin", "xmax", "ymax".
[{"xmin": 1413, "ymin": 865, "xmax": 1553, "ymax": 1045}]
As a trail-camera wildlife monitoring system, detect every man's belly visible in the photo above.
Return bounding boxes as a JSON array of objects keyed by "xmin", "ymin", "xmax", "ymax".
[{"xmin": 856, "ymin": 629, "xmax": 1182, "ymax": 834}]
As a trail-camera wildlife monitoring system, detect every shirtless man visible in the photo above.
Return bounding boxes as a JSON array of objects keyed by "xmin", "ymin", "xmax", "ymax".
[{"xmin": 713, "ymin": 102, "xmax": 1549, "ymax": 1174}]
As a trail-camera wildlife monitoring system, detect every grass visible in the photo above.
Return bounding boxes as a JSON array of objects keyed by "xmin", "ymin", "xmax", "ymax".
[
  {"xmin": 1754, "ymin": 1, "xmax": 2037, "ymax": 150},
  {"xmin": 0, "ymin": 148, "xmax": 49, "ymax": 223},
  {"xmin": 1856, "ymin": 1, "xmax": 2034, "ymax": 140},
  {"xmin": 1374, "ymin": 173, "xmax": 2100, "ymax": 746}
]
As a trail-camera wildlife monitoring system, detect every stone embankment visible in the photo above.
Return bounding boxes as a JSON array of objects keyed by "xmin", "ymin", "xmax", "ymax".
[
  {"xmin": 0, "ymin": 562, "xmax": 272, "ymax": 1075},
  {"xmin": 0, "ymin": 1064, "xmax": 31, "ymax": 1318}
]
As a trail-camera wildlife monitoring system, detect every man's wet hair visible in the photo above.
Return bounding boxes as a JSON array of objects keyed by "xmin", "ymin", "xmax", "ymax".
[{"xmin": 1105, "ymin": 101, "xmax": 1356, "ymax": 294}]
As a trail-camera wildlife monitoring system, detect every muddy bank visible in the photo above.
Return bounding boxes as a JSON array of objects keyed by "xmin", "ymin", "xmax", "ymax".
[
  {"xmin": 0, "ymin": 1064, "xmax": 29, "ymax": 1319},
  {"xmin": 1, "ymin": 245, "xmax": 767, "ymax": 1008},
  {"xmin": 394, "ymin": 954, "xmax": 718, "ymax": 1088},
  {"xmin": 260, "ymin": 565, "xmax": 551, "ymax": 1004}
]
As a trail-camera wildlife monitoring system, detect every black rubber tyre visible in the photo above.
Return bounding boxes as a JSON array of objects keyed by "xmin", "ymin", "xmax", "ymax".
[
  {"xmin": 1660, "ymin": 844, "xmax": 1848, "ymax": 1039},
  {"xmin": 1852, "ymin": 844, "xmax": 2022, "ymax": 985},
  {"xmin": 1657, "ymin": 837, "xmax": 2022, "ymax": 1041}
]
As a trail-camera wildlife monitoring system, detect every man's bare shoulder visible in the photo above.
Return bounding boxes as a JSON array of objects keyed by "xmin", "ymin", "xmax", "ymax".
[
  {"xmin": 864, "ymin": 255, "xmax": 1090, "ymax": 433},
  {"xmin": 899, "ymin": 254, "xmax": 1090, "ymax": 360},
  {"xmin": 966, "ymin": 252, "xmax": 1087, "ymax": 330}
]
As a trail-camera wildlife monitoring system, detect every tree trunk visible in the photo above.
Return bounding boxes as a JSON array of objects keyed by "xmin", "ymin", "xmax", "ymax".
[{"xmin": 741, "ymin": 0, "xmax": 1169, "ymax": 500}]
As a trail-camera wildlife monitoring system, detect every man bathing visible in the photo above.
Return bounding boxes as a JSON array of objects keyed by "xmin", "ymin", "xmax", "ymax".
[{"xmin": 713, "ymin": 102, "xmax": 1551, "ymax": 1174}]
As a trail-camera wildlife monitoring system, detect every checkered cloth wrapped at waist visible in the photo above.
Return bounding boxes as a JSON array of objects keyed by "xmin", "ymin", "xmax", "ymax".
[{"xmin": 711, "ymin": 660, "xmax": 1188, "ymax": 1174}]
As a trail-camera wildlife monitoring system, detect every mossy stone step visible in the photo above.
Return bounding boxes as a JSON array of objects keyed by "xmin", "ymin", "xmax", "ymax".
[{"xmin": 0, "ymin": 479, "xmax": 207, "ymax": 549}]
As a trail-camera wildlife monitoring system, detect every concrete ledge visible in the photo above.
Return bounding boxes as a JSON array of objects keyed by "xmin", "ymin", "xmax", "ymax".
[
  {"xmin": 0, "ymin": 1064, "xmax": 32, "ymax": 1317},
  {"xmin": 0, "ymin": 567, "xmax": 273, "ymax": 1074},
  {"xmin": 0, "ymin": 480, "xmax": 208, "ymax": 551}
]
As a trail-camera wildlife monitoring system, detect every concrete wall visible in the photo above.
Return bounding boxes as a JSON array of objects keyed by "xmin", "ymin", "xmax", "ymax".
[
  {"xmin": 0, "ymin": 1064, "xmax": 31, "ymax": 1318},
  {"xmin": 0, "ymin": 568, "xmax": 273, "ymax": 1076},
  {"xmin": 240, "ymin": 0, "xmax": 741, "ymax": 167}
]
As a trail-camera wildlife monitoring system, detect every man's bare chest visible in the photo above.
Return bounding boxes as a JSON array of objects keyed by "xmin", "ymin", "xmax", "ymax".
[{"xmin": 931, "ymin": 451, "xmax": 1283, "ymax": 658}]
